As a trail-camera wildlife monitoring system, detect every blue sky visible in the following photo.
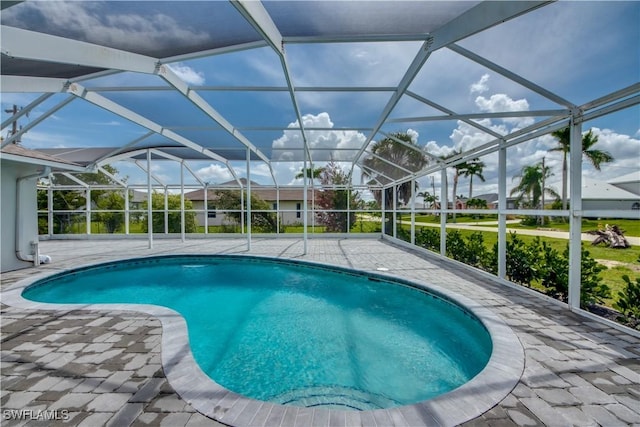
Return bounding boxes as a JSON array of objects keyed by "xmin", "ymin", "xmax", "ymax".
[{"xmin": 2, "ymin": 1, "xmax": 638, "ymax": 197}]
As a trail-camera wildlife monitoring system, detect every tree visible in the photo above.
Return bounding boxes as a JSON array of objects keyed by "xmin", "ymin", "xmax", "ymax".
[
  {"xmin": 314, "ymin": 161, "xmax": 361, "ymax": 232},
  {"xmin": 93, "ymin": 191, "xmax": 125, "ymax": 233},
  {"xmin": 440, "ymin": 149, "xmax": 465, "ymax": 222},
  {"xmin": 295, "ymin": 167, "xmax": 325, "ymax": 180},
  {"xmin": 142, "ymin": 193, "xmax": 197, "ymax": 233},
  {"xmin": 466, "ymin": 198, "xmax": 488, "ymax": 209},
  {"xmin": 510, "ymin": 162, "xmax": 559, "ymax": 224},
  {"xmin": 417, "ymin": 191, "xmax": 438, "ymax": 210},
  {"xmin": 362, "ymin": 132, "xmax": 429, "ymax": 209},
  {"xmin": 460, "ymin": 158, "xmax": 486, "ymax": 199},
  {"xmin": 212, "ymin": 189, "xmax": 277, "ymax": 232},
  {"xmin": 550, "ymin": 127, "xmax": 613, "ymax": 210}
]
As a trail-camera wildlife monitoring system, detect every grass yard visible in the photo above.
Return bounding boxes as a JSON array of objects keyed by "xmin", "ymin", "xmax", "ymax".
[{"xmin": 508, "ymin": 218, "xmax": 640, "ymax": 237}]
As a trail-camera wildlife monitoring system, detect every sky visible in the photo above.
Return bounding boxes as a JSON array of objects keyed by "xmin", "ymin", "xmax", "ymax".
[{"xmin": 1, "ymin": 0, "xmax": 639, "ymax": 201}]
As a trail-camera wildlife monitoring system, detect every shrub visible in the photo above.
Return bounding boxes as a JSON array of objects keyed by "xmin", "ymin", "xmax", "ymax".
[
  {"xmin": 445, "ymin": 230, "xmax": 467, "ymax": 262},
  {"xmin": 504, "ymin": 232, "xmax": 539, "ymax": 286},
  {"xmin": 613, "ymin": 275, "xmax": 640, "ymax": 323},
  {"xmin": 537, "ymin": 239, "xmax": 568, "ymax": 300},
  {"xmin": 416, "ymin": 227, "xmax": 439, "ymax": 251},
  {"xmin": 578, "ymin": 247, "xmax": 610, "ymax": 307}
]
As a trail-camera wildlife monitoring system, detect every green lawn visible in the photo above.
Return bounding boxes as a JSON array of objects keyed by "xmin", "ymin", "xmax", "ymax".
[{"xmin": 508, "ymin": 218, "xmax": 640, "ymax": 237}]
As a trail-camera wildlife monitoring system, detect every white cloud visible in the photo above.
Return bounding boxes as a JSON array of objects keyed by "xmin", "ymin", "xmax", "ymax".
[
  {"xmin": 470, "ymin": 74, "xmax": 490, "ymax": 95},
  {"xmin": 196, "ymin": 163, "xmax": 232, "ymax": 184},
  {"xmin": 272, "ymin": 112, "xmax": 367, "ymax": 162},
  {"xmin": 5, "ymin": 2, "xmax": 210, "ymax": 53},
  {"xmin": 585, "ymin": 127, "xmax": 640, "ymax": 180},
  {"xmin": 167, "ymin": 63, "xmax": 205, "ymax": 86},
  {"xmin": 474, "ymin": 94, "xmax": 534, "ymax": 129},
  {"xmin": 406, "ymin": 129, "xmax": 419, "ymax": 144}
]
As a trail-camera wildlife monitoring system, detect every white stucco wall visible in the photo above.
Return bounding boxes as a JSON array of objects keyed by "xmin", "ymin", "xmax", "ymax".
[
  {"xmin": 1, "ymin": 160, "xmax": 40, "ymax": 272},
  {"xmin": 582, "ymin": 198, "xmax": 640, "ymax": 212},
  {"xmin": 191, "ymin": 200, "xmax": 311, "ymax": 228}
]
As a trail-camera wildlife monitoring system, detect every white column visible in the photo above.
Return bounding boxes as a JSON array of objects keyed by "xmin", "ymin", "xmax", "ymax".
[
  {"xmin": 302, "ymin": 150, "xmax": 308, "ymax": 254},
  {"xmin": 204, "ymin": 184, "xmax": 208, "ymax": 235},
  {"xmin": 147, "ymin": 149, "xmax": 153, "ymax": 249},
  {"xmin": 246, "ymin": 148, "xmax": 252, "ymax": 251},
  {"xmin": 163, "ymin": 187, "xmax": 169, "ymax": 235},
  {"xmin": 47, "ymin": 186, "xmax": 53, "ymax": 237},
  {"xmin": 347, "ymin": 188, "xmax": 351, "ymax": 234},
  {"xmin": 124, "ymin": 187, "xmax": 130, "ymax": 235},
  {"xmin": 180, "ymin": 161, "xmax": 185, "ymax": 243},
  {"xmin": 568, "ymin": 116, "xmax": 583, "ymax": 310},
  {"xmin": 86, "ymin": 188, "xmax": 91, "ymax": 235},
  {"xmin": 410, "ymin": 179, "xmax": 415, "ymax": 245},
  {"xmin": 392, "ymin": 185, "xmax": 397, "ymax": 238},
  {"xmin": 440, "ymin": 168, "xmax": 447, "ymax": 255},
  {"xmin": 381, "ymin": 188, "xmax": 386, "ymax": 236},
  {"xmin": 498, "ymin": 145, "xmax": 507, "ymax": 279},
  {"xmin": 276, "ymin": 186, "xmax": 280, "ymax": 235},
  {"xmin": 240, "ymin": 184, "xmax": 245, "ymax": 234}
]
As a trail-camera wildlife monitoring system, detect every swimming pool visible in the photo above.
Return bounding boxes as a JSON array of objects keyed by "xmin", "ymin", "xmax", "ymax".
[
  {"xmin": 22, "ymin": 255, "xmax": 490, "ymax": 409},
  {"xmin": 5, "ymin": 254, "xmax": 524, "ymax": 426}
]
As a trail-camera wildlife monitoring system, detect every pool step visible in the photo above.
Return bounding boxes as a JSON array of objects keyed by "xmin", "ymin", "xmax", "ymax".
[{"xmin": 270, "ymin": 385, "xmax": 401, "ymax": 411}]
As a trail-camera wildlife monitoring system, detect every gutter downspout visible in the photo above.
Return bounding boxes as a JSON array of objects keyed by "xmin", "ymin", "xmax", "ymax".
[{"xmin": 16, "ymin": 166, "xmax": 51, "ymax": 265}]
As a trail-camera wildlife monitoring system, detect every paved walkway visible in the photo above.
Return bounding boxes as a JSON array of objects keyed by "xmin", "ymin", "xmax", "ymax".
[{"xmin": 1, "ymin": 238, "xmax": 639, "ymax": 426}]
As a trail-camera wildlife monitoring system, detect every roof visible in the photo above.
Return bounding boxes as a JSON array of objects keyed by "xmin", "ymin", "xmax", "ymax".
[
  {"xmin": 0, "ymin": 143, "xmax": 84, "ymax": 171},
  {"xmin": 581, "ymin": 177, "xmax": 640, "ymax": 201},
  {"xmin": 1, "ymin": 1, "xmax": 638, "ymax": 188},
  {"xmin": 185, "ymin": 185, "xmax": 312, "ymax": 202},
  {"xmin": 608, "ymin": 171, "xmax": 640, "ymax": 185}
]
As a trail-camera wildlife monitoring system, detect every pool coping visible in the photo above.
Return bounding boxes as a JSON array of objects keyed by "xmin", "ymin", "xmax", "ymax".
[{"xmin": 0, "ymin": 253, "xmax": 525, "ymax": 427}]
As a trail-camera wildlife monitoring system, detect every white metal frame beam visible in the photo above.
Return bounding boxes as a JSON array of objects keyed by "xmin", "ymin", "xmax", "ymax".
[
  {"xmin": 2, "ymin": 24, "xmax": 272, "ymax": 168},
  {"xmin": 65, "ymin": 82, "xmax": 230, "ymax": 163},
  {"xmin": 350, "ymin": 0, "xmax": 551, "ymax": 177},
  {"xmin": 1, "ymin": 95, "xmax": 76, "ymax": 148},
  {"xmin": 448, "ymin": 43, "xmax": 576, "ymax": 109}
]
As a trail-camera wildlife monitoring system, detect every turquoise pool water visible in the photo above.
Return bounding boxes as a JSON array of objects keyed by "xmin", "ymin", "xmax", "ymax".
[{"xmin": 23, "ymin": 255, "xmax": 492, "ymax": 410}]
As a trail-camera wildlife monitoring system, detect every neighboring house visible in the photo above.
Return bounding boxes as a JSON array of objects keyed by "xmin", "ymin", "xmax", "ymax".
[
  {"xmin": 473, "ymin": 193, "xmax": 499, "ymax": 209},
  {"xmin": 184, "ymin": 179, "xmax": 313, "ymax": 227},
  {"xmin": 581, "ymin": 176, "xmax": 640, "ymax": 211}
]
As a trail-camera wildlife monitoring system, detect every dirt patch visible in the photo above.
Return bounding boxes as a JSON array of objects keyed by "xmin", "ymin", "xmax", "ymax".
[{"xmin": 596, "ymin": 259, "xmax": 640, "ymax": 272}]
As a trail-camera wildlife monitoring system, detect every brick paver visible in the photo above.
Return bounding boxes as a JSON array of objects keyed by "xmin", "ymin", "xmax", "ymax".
[{"xmin": 1, "ymin": 238, "xmax": 639, "ymax": 426}]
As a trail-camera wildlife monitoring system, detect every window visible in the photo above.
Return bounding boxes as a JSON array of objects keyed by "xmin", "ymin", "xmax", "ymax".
[
  {"xmin": 207, "ymin": 202, "xmax": 216, "ymax": 218},
  {"xmin": 296, "ymin": 202, "xmax": 301, "ymax": 218}
]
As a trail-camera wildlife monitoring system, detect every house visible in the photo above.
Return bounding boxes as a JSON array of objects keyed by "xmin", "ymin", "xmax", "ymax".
[
  {"xmin": 581, "ymin": 176, "xmax": 640, "ymax": 211},
  {"xmin": 1, "ymin": 143, "xmax": 84, "ymax": 271},
  {"xmin": 184, "ymin": 179, "xmax": 313, "ymax": 227}
]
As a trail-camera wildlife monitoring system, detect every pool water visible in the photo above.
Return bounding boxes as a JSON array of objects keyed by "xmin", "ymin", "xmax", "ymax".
[{"xmin": 23, "ymin": 255, "xmax": 492, "ymax": 410}]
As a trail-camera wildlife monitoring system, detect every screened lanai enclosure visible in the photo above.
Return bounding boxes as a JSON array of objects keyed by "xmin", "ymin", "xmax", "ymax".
[{"xmin": 1, "ymin": 1, "xmax": 639, "ymax": 318}]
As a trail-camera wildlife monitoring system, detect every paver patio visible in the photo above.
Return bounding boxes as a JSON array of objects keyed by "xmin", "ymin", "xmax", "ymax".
[{"xmin": 1, "ymin": 238, "xmax": 639, "ymax": 426}]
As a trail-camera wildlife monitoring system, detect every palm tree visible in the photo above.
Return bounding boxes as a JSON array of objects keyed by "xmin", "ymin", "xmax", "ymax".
[
  {"xmin": 550, "ymin": 127, "xmax": 613, "ymax": 210},
  {"xmin": 417, "ymin": 191, "xmax": 438, "ymax": 210},
  {"xmin": 461, "ymin": 158, "xmax": 486, "ymax": 199},
  {"xmin": 440, "ymin": 150, "xmax": 464, "ymax": 222},
  {"xmin": 362, "ymin": 132, "xmax": 429, "ymax": 208},
  {"xmin": 510, "ymin": 162, "xmax": 559, "ymax": 224},
  {"xmin": 295, "ymin": 167, "xmax": 325, "ymax": 181}
]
